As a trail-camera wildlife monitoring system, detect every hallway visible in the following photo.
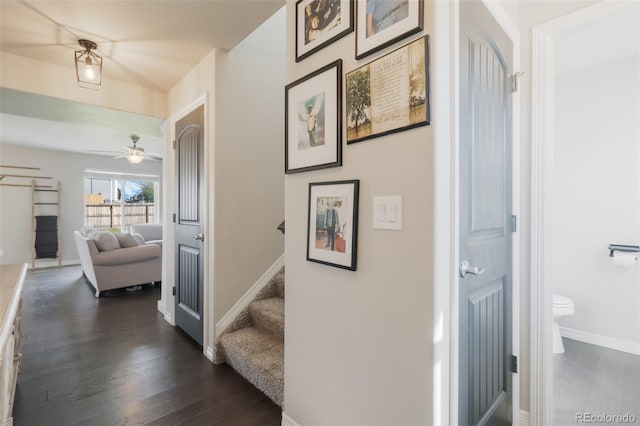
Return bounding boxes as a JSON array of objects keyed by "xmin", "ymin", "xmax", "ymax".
[{"xmin": 12, "ymin": 266, "xmax": 281, "ymax": 425}]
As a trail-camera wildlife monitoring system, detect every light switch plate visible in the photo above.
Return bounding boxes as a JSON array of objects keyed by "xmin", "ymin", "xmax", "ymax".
[{"xmin": 373, "ymin": 196, "xmax": 402, "ymax": 230}]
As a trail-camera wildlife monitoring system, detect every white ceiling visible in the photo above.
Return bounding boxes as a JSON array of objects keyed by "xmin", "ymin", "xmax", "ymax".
[
  {"xmin": 0, "ymin": 0, "xmax": 284, "ymax": 91},
  {"xmin": 0, "ymin": 0, "xmax": 284, "ymax": 159},
  {"xmin": 554, "ymin": 1, "xmax": 640, "ymax": 75}
]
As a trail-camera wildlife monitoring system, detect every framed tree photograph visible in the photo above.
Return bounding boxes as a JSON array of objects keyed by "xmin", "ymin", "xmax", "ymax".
[
  {"xmin": 286, "ymin": 59, "xmax": 342, "ymax": 174},
  {"xmin": 296, "ymin": 0, "xmax": 354, "ymax": 62},
  {"xmin": 346, "ymin": 35, "xmax": 430, "ymax": 144},
  {"xmin": 355, "ymin": 0, "xmax": 423, "ymax": 59},
  {"xmin": 307, "ymin": 180, "xmax": 359, "ymax": 270}
]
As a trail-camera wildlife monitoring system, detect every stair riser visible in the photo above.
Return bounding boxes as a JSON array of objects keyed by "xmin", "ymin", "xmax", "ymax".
[{"xmin": 250, "ymin": 305, "xmax": 284, "ymax": 338}]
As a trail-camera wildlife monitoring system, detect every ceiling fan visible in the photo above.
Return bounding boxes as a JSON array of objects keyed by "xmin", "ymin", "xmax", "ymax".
[{"xmin": 88, "ymin": 135, "xmax": 162, "ymax": 164}]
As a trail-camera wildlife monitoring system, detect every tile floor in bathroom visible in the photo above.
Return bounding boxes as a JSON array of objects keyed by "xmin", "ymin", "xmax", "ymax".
[{"xmin": 553, "ymin": 337, "xmax": 640, "ymax": 425}]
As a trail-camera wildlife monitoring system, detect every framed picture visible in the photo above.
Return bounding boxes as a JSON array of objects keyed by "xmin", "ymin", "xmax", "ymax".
[
  {"xmin": 355, "ymin": 0, "xmax": 423, "ymax": 59},
  {"xmin": 286, "ymin": 59, "xmax": 342, "ymax": 174},
  {"xmin": 307, "ymin": 180, "xmax": 359, "ymax": 270},
  {"xmin": 346, "ymin": 35, "xmax": 430, "ymax": 144},
  {"xmin": 296, "ymin": 0, "xmax": 354, "ymax": 62}
]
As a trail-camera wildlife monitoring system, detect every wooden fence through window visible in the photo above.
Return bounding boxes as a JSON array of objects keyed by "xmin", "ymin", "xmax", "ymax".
[{"xmin": 85, "ymin": 203, "xmax": 155, "ymax": 230}]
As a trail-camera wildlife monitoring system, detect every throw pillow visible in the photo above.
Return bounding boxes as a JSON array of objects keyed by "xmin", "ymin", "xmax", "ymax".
[
  {"xmin": 93, "ymin": 231, "xmax": 120, "ymax": 251},
  {"xmin": 115, "ymin": 232, "xmax": 140, "ymax": 248},
  {"xmin": 80, "ymin": 225, "xmax": 98, "ymax": 238}
]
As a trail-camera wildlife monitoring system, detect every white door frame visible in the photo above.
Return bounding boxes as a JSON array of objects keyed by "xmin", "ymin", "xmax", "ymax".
[
  {"xmin": 159, "ymin": 93, "xmax": 213, "ymax": 360},
  {"xmin": 530, "ymin": 2, "xmax": 635, "ymax": 424},
  {"xmin": 432, "ymin": 1, "xmax": 520, "ymax": 425}
]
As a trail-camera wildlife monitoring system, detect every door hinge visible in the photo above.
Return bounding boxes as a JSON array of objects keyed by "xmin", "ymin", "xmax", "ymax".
[
  {"xmin": 173, "ymin": 213, "xmax": 176, "ymax": 223},
  {"xmin": 510, "ymin": 71, "xmax": 525, "ymax": 93},
  {"xmin": 511, "ymin": 215, "xmax": 518, "ymax": 232},
  {"xmin": 172, "ymin": 139, "xmax": 176, "ymax": 149},
  {"xmin": 510, "ymin": 355, "xmax": 518, "ymax": 373},
  {"xmin": 172, "ymin": 286, "xmax": 176, "ymax": 296}
]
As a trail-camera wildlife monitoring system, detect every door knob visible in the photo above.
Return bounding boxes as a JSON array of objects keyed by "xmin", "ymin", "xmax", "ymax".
[
  {"xmin": 193, "ymin": 233, "xmax": 204, "ymax": 241},
  {"xmin": 459, "ymin": 260, "xmax": 487, "ymax": 278}
]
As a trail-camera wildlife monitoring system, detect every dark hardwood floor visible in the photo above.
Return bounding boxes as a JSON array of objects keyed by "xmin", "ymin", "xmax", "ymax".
[{"xmin": 13, "ymin": 266, "xmax": 281, "ymax": 426}]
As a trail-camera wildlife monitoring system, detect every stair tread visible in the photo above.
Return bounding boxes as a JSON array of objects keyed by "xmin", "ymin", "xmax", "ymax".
[
  {"xmin": 220, "ymin": 327, "xmax": 283, "ymax": 406},
  {"xmin": 250, "ymin": 297, "xmax": 284, "ymax": 338},
  {"xmin": 221, "ymin": 326, "xmax": 283, "ymax": 356},
  {"xmin": 251, "ymin": 297, "xmax": 284, "ymax": 317}
]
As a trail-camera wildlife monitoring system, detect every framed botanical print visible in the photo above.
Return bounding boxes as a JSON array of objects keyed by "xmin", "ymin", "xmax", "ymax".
[{"xmin": 346, "ymin": 36, "xmax": 430, "ymax": 144}]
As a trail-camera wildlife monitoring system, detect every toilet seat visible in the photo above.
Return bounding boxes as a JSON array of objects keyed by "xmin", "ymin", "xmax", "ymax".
[
  {"xmin": 552, "ymin": 294, "xmax": 576, "ymax": 353},
  {"xmin": 553, "ymin": 294, "xmax": 574, "ymax": 308}
]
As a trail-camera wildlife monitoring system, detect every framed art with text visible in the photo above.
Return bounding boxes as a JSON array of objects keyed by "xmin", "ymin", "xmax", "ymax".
[
  {"xmin": 307, "ymin": 180, "xmax": 359, "ymax": 270},
  {"xmin": 355, "ymin": 0, "xmax": 423, "ymax": 59},
  {"xmin": 296, "ymin": 0, "xmax": 354, "ymax": 62},
  {"xmin": 286, "ymin": 59, "xmax": 342, "ymax": 174},
  {"xmin": 346, "ymin": 35, "xmax": 430, "ymax": 144}
]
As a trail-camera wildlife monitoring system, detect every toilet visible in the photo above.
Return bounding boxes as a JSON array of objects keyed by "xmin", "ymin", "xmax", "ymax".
[{"xmin": 553, "ymin": 294, "xmax": 575, "ymax": 354}]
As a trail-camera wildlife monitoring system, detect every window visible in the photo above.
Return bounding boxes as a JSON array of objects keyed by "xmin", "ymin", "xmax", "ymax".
[{"xmin": 84, "ymin": 171, "xmax": 160, "ymax": 231}]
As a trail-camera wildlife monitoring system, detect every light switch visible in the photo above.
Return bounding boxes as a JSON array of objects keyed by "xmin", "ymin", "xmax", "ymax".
[
  {"xmin": 386, "ymin": 203, "xmax": 396, "ymax": 222},
  {"xmin": 373, "ymin": 196, "xmax": 402, "ymax": 230},
  {"xmin": 376, "ymin": 203, "xmax": 386, "ymax": 222}
]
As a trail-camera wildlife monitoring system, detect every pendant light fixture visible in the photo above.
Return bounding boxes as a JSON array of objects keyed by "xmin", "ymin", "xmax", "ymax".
[{"xmin": 75, "ymin": 39, "xmax": 102, "ymax": 89}]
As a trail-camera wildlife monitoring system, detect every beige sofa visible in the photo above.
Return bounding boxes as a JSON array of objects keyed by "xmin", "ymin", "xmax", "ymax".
[
  {"xmin": 130, "ymin": 223, "xmax": 162, "ymax": 248},
  {"xmin": 74, "ymin": 230, "xmax": 161, "ymax": 297}
]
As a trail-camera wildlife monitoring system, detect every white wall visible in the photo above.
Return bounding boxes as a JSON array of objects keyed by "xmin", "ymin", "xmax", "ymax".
[
  {"xmin": 213, "ymin": 8, "xmax": 286, "ymax": 325},
  {"xmin": 501, "ymin": 0, "xmax": 599, "ymax": 413},
  {"xmin": 284, "ymin": 2, "xmax": 433, "ymax": 424},
  {"xmin": 163, "ymin": 9, "xmax": 285, "ymax": 349},
  {"xmin": 0, "ymin": 143, "xmax": 162, "ymax": 265},
  {"xmin": 553, "ymin": 55, "xmax": 640, "ymax": 347}
]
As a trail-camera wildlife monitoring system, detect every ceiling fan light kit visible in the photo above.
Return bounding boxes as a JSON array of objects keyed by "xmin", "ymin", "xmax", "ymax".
[
  {"xmin": 127, "ymin": 152, "xmax": 145, "ymax": 164},
  {"xmin": 87, "ymin": 135, "xmax": 162, "ymax": 163},
  {"xmin": 75, "ymin": 39, "xmax": 103, "ymax": 89}
]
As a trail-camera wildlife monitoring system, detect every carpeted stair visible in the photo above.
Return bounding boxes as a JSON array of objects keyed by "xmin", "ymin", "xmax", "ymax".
[{"xmin": 215, "ymin": 267, "xmax": 284, "ymax": 406}]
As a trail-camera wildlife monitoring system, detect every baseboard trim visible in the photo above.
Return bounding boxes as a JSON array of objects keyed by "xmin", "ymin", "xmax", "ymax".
[
  {"xmin": 281, "ymin": 412, "xmax": 300, "ymax": 426},
  {"xmin": 560, "ymin": 326, "xmax": 640, "ymax": 355},
  {"xmin": 157, "ymin": 300, "xmax": 174, "ymax": 325},
  {"xmin": 204, "ymin": 345, "xmax": 214, "ymax": 362},
  {"xmin": 215, "ymin": 253, "xmax": 284, "ymax": 336},
  {"xmin": 31, "ymin": 258, "xmax": 80, "ymax": 269},
  {"xmin": 519, "ymin": 410, "xmax": 530, "ymax": 426}
]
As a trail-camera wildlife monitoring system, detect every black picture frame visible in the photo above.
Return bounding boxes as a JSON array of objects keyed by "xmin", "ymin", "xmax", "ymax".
[
  {"xmin": 285, "ymin": 59, "xmax": 343, "ymax": 174},
  {"xmin": 346, "ymin": 35, "xmax": 430, "ymax": 144},
  {"xmin": 355, "ymin": 0, "xmax": 424, "ymax": 60},
  {"xmin": 296, "ymin": 0, "xmax": 354, "ymax": 62},
  {"xmin": 307, "ymin": 180, "xmax": 359, "ymax": 271}
]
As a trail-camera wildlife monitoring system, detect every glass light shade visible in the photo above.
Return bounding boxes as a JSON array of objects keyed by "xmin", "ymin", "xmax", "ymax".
[
  {"xmin": 127, "ymin": 152, "xmax": 144, "ymax": 164},
  {"xmin": 75, "ymin": 47, "xmax": 102, "ymax": 89}
]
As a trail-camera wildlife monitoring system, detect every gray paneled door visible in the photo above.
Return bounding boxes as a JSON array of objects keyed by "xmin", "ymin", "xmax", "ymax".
[
  {"xmin": 175, "ymin": 105, "xmax": 205, "ymax": 346},
  {"xmin": 459, "ymin": 1, "xmax": 513, "ymax": 425}
]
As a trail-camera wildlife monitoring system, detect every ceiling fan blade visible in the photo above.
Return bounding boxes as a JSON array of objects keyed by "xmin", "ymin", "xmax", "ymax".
[
  {"xmin": 88, "ymin": 149, "xmax": 121, "ymax": 154},
  {"xmin": 146, "ymin": 154, "xmax": 163, "ymax": 161},
  {"xmin": 112, "ymin": 155, "xmax": 127, "ymax": 159}
]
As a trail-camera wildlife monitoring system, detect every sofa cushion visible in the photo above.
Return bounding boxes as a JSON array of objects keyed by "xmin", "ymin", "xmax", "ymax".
[
  {"xmin": 92, "ymin": 244, "xmax": 161, "ymax": 266},
  {"xmin": 115, "ymin": 232, "xmax": 141, "ymax": 248},
  {"xmin": 130, "ymin": 224, "xmax": 162, "ymax": 242},
  {"xmin": 93, "ymin": 231, "xmax": 120, "ymax": 252}
]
